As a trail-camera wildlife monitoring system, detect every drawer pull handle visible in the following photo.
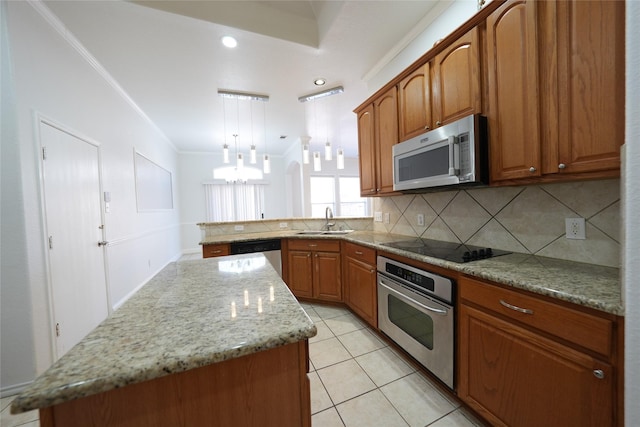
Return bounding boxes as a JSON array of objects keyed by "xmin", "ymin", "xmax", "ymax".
[
  {"xmin": 593, "ymin": 369, "xmax": 605, "ymax": 379},
  {"xmin": 211, "ymin": 250, "xmax": 222, "ymax": 254},
  {"xmin": 308, "ymin": 244, "xmax": 318, "ymax": 247},
  {"xmin": 499, "ymin": 299, "xmax": 534, "ymax": 315},
  {"xmin": 355, "ymin": 251, "xmax": 364, "ymax": 255}
]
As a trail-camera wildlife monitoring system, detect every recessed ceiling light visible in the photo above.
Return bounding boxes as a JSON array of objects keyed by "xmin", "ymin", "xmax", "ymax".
[
  {"xmin": 314, "ymin": 78, "xmax": 326, "ymax": 86},
  {"xmin": 222, "ymin": 36, "xmax": 237, "ymax": 48}
]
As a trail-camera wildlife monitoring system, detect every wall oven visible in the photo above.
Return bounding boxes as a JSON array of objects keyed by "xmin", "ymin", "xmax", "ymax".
[{"xmin": 377, "ymin": 256, "xmax": 455, "ymax": 389}]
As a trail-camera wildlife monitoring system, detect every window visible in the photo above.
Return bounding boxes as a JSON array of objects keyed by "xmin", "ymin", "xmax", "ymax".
[
  {"xmin": 310, "ymin": 176, "xmax": 369, "ymax": 217},
  {"xmin": 204, "ymin": 183, "xmax": 264, "ymax": 222}
]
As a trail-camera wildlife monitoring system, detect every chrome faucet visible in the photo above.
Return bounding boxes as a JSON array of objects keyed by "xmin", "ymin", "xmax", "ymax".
[{"xmin": 325, "ymin": 206, "xmax": 335, "ymax": 231}]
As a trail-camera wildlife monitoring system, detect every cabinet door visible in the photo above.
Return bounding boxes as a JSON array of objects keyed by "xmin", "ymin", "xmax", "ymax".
[
  {"xmin": 357, "ymin": 104, "xmax": 377, "ymax": 196},
  {"xmin": 374, "ymin": 87, "xmax": 398, "ymax": 195},
  {"xmin": 345, "ymin": 257, "xmax": 377, "ymax": 328},
  {"xmin": 487, "ymin": 0, "xmax": 541, "ymax": 182},
  {"xmin": 313, "ymin": 251, "xmax": 342, "ymax": 301},
  {"xmin": 398, "ymin": 63, "xmax": 431, "ymax": 141},
  {"xmin": 553, "ymin": 0, "xmax": 624, "ymax": 175},
  {"xmin": 458, "ymin": 304, "xmax": 614, "ymax": 427},
  {"xmin": 287, "ymin": 250, "xmax": 313, "ymax": 298},
  {"xmin": 432, "ymin": 27, "xmax": 481, "ymax": 127}
]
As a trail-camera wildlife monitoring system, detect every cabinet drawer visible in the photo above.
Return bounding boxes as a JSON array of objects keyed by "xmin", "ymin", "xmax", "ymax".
[
  {"xmin": 344, "ymin": 242, "xmax": 376, "ymax": 264},
  {"xmin": 202, "ymin": 243, "xmax": 230, "ymax": 258},
  {"xmin": 459, "ymin": 276, "xmax": 613, "ymax": 357},
  {"xmin": 288, "ymin": 239, "xmax": 340, "ymax": 252}
]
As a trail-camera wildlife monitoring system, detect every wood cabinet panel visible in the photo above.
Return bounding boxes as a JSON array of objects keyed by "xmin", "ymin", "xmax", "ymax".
[
  {"xmin": 357, "ymin": 104, "xmax": 376, "ymax": 196},
  {"xmin": 552, "ymin": 0, "xmax": 624, "ymax": 175},
  {"xmin": 398, "ymin": 64, "xmax": 431, "ymax": 141},
  {"xmin": 41, "ymin": 341, "xmax": 311, "ymax": 427},
  {"xmin": 283, "ymin": 239, "xmax": 341, "ymax": 302},
  {"xmin": 202, "ymin": 243, "xmax": 230, "ymax": 258},
  {"xmin": 487, "ymin": 0, "xmax": 541, "ymax": 182},
  {"xmin": 313, "ymin": 251, "xmax": 342, "ymax": 301},
  {"xmin": 344, "ymin": 255, "xmax": 377, "ymax": 328},
  {"xmin": 459, "ymin": 304, "xmax": 614, "ymax": 427},
  {"xmin": 287, "ymin": 250, "xmax": 313, "ymax": 298},
  {"xmin": 373, "ymin": 87, "xmax": 398, "ymax": 195},
  {"xmin": 344, "ymin": 242, "xmax": 376, "ymax": 265},
  {"xmin": 459, "ymin": 276, "xmax": 613, "ymax": 357},
  {"xmin": 432, "ymin": 27, "xmax": 482, "ymax": 126}
]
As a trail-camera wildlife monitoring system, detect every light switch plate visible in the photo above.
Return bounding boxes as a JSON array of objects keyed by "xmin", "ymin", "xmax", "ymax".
[
  {"xmin": 417, "ymin": 214, "xmax": 425, "ymax": 226},
  {"xmin": 383, "ymin": 213, "xmax": 390, "ymax": 224},
  {"xmin": 374, "ymin": 212, "xmax": 383, "ymax": 222}
]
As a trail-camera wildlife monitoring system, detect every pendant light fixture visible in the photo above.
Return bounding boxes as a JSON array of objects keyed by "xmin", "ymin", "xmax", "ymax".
[
  {"xmin": 313, "ymin": 151, "xmax": 321, "ymax": 171},
  {"xmin": 337, "ymin": 147, "xmax": 345, "ymax": 170},
  {"xmin": 324, "ymin": 97, "xmax": 332, "ymax": 160},
  {"xmin": 262, "ymin": 101, "xmax": 271, "ymax": 174},
  {"xmin": 249, "ymin": 100, "xmax": 257, "ymax": 164},
  {"xmin": 222, "ymin": 97, "xmax": 230, "ymax": 163}
]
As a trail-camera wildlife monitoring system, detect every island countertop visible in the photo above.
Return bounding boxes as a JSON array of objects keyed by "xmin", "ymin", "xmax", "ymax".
[{"xmin": 11, "ymin": 253, "xmax": 317, "ymax": 414}]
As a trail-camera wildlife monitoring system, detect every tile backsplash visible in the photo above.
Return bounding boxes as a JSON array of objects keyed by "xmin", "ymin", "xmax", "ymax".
[{"xmin": 373, "ymin": 179, "xmax": 620, "ymax": 268}]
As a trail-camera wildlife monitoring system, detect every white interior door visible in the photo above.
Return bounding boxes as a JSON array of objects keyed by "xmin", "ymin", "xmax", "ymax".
[{"xmin": 40, "ymin": 122, "xmax": 109, "ymax": 359}]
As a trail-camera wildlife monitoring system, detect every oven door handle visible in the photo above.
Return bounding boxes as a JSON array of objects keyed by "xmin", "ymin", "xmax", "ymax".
[{"xmin": 379, "ymin": 281, "xmax": 448, "ymax": 316}]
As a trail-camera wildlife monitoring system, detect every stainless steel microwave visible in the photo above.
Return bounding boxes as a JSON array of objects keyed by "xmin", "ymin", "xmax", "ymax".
[{"xmin": 393, "ymin": 114, "xmax": 488, "ymax": 192}]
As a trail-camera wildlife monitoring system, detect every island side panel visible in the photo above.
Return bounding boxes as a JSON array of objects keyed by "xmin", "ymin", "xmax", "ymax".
[{"xmin": 40, "ymin": 340, "xmax": 311, "ymax": 427}]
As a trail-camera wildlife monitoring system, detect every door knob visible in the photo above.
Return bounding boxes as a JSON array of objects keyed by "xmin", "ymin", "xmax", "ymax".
[
  {"xmin": 529, "ymin": 166, "xmax": 537, "ymax": 173},
  {"xmin": 558, "ymin": 163, "xmax": 566, "ymax": 169},
  {"xmin": 98, "ymin": 241, "xmax": 108, "ymax": 247}
]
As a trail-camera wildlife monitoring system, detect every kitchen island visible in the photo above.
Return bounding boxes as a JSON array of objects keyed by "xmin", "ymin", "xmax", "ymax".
[{"xmin": 11, "ymin": 254, "xmax": 317, "ymax": 427}]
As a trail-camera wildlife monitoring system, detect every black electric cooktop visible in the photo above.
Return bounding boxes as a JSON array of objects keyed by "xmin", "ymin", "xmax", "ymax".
[{"xmin": 382, "ymin": 238, "xmax": 511, "ymax": 263}]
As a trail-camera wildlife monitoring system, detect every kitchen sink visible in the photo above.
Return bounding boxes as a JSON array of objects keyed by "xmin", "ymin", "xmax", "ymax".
[{"xmin": 296, "ymin": 230, "xmax": 354, "ymax": 235}]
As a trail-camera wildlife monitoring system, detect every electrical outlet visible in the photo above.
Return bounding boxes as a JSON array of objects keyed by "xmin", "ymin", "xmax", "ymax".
[
  {"xmin": 279, "ymin": 222, "xmax": 288, "ymax": 229},
  {"xmin": 565, "ymin": 218, "xmax": 586, "ymax": 240},
  {"xmin": 417, "ymin": 213, "xmax": 425, "ymax": 226},
  {"xmin": 383, "ymin": 212, "xmax": 390, "ymax": 224},
  {"xmin": 374, "ymin": 212, "xmax": 383, "ymax": 222},
  {"xmin": 234, "ymin": 225, "xmax": 244, "ymax": 231}
]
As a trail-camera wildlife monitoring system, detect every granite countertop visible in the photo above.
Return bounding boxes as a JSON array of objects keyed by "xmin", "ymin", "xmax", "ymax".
[
  {"xmin": 201, "ymin": 230, "xmax": 623, "ymax": 316},
  {"xmin": 11, "ymin": 254, "xmax": 317, "ymax": 414}
]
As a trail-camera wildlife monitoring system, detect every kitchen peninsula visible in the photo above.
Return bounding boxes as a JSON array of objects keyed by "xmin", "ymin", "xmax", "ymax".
[{"xmin": 10, "ymin": 254, "xmax": 317, "ymax": 427}]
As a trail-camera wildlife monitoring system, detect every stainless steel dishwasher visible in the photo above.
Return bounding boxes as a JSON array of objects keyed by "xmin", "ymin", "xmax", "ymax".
[{"xmin": 229, "ymin": 239, "xmax": 282, "ymax": 277}]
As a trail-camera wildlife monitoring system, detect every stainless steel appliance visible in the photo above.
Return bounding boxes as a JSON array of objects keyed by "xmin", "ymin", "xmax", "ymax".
[
  {"xmin": 393, "ymin": 114, "xmax": 488, "ymax": 192},
  {"xmin": 230, "ymin": 239, "xmax": 282, "ymax": 277},
  {"xmin": 377, "ymin": 255, "xmax": 455, "ymax": 389},
  {"xmin": 381, "ymin": 238, "xmax": 511, "ymax": 263}
]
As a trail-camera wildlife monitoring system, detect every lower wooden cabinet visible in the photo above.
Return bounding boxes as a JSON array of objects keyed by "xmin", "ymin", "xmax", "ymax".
[
  {"xmin": 342, "ymin": 242, "xmax": 377, "ymax": 328},
  {"xmin": 283, "ymin": 239, "xmax": 342, "ymax": 302},
  {"xmin": 458, "ymin": 276, "xmax": 619, "ymax": 427}
]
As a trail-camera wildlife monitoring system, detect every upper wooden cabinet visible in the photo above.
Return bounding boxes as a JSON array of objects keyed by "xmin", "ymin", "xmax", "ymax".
[
  {"xmin": 398, "ymin": 28, "xmax": 481, "ymax": 142},
  {"xmin": 489, "ymin": 0, "xmax": 624, "ymax": 184},
  {"xmin": 543, "ymin": 0, "xmax": 625, "ymax": 176},
  {"xmin": 486, "ymin": 0, "xmax": 542, "ymax": 181},
  {"xmin": 357, "ymin": 87, "xmax": 398, "ymax": 196},
  {"xmin": 432, "ymin": 27, "xmax": 482, "ymax": 129},
  {"xmin": 398, "ymin": 63, "xmax": 432, "ymax": 140}
]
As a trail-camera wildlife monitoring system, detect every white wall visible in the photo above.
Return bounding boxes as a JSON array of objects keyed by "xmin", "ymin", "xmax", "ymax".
[
  {"xmin": 367, "ymin": 0, "xmax": 478, "ymax": 94},
  {"xmin": 624, "ymin": 0, "xmax": 640, "ymax": 423},
  {"xmin": 1, "ymin": 1, "xmax": 181, "ymax": 394},
  {"xmin": 177, "ymin": 151, "xmax": 289, "ymax": 252}
]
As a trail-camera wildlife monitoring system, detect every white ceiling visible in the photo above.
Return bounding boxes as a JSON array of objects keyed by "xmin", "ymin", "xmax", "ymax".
[{"xmin": 43, "ymin": 0, "xmax": 443, "ymax": 158}]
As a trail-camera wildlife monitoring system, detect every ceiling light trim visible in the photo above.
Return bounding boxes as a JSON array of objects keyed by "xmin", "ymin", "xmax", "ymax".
[
  {"xmin": 298, "ymin": 86, "xmax": 344, "ymax": 103},
  {"xmin": 218, "ymin": 89, "xmax": 269, "ymax": 102}
]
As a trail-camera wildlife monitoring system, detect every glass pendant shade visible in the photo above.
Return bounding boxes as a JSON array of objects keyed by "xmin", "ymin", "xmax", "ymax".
[
  {"xmin": 236, "ymin": 152, "xmax": 244, "ymax": 170},
  {"xmin": 223, "ymin": 144, "xmax": 230, "ymax": 163},
  {"xmin": 250, "ymin": 145, "xmax": 257, "ymax": 164},
  {"xmin": 325, "ymin": 141, "xmax": 332, "ymax": 161},
  {"xmin": 302, "ymin": 144, "xmax": 310, "ymax": 164},
  {"xmin": 337, "ymin": 147, "xmax": 345, "ymax": 170},
  {"xmin": 263, "ymin": 154, "xmax": 271, "ymax": 174},
  {"xmin": 313, "ymin": 151, "xmax": 321, "ymax": 171}
]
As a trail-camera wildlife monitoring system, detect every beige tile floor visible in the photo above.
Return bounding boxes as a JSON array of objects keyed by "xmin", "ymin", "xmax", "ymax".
[
  {"xmin": 303, "ymin": 302, "xmax": 484, "ymax": 427},
  {"xmin": 0, "ymin": 284, "xmax": 484, "ymax": 427}
]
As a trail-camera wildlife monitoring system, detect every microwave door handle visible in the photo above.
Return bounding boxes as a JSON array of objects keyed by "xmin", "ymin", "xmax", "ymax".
[{"xmin": 448, "ymin": 136, "xmax": 459, "ymax": 176}]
